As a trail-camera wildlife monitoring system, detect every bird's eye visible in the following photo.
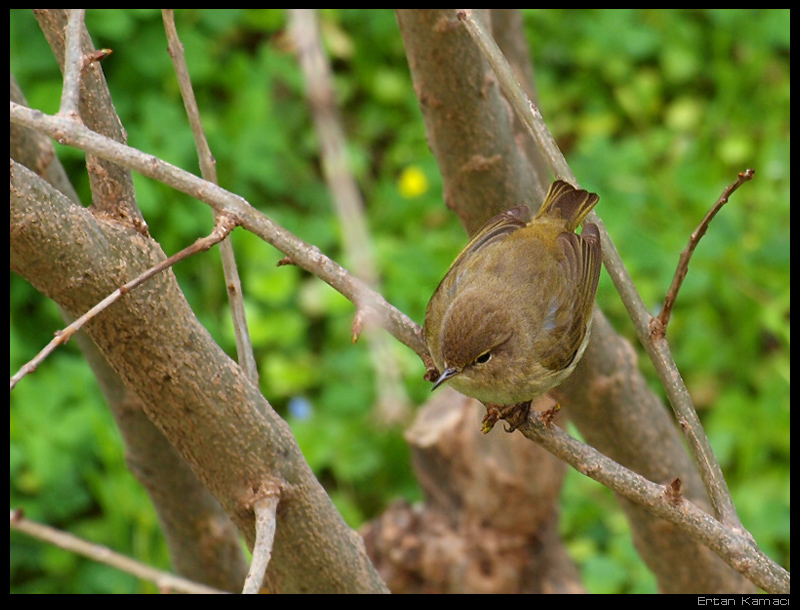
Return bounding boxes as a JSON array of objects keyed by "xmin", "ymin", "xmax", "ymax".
[{"xmin": 475, "ymin": 351, "xmax": 492, "ymax": 365}]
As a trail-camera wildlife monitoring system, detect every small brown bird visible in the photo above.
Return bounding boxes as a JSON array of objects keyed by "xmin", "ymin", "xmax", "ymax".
[{"xmin": 424, "ymin": 180, "xmax": 601, "ymax": 432}]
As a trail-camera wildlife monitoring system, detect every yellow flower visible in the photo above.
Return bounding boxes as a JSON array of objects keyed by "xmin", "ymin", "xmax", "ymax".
[{"xmin": 398, "ymin": 165, "xmax": 428, "ymax": 198}]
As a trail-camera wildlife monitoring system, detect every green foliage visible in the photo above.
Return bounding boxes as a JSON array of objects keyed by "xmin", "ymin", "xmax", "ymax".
[{"xmin": 11, "ymin": 9, "xmax": 788, "ymax": 593}]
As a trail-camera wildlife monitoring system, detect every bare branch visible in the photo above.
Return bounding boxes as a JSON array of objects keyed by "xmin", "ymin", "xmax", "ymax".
[
  {"xmin": 653, "ymin": 168, "xmax": 756, "ymax": 335},
  {"xmin": 57, "ymin": 9, "xmax": 86, "ymax": 121},
  {"xmin": 10, "ymin": 509, "xmax": 228, "ymax": 594},
  {"xmin": 10, "ymin": 209, "xmax": 237, "ymax": 390},
  {"xmin": 34, "ymin": 8, "xmax": 146, "ymax": 232},
  {"xmin": 457, "ymin": 9, "xmax": 572, "ymax": 181},
  {"xmin": 516, "ymin": 412, "xmax": 789, "ymax": 593},
  {"xmin": 9, "ymin": 101, "xmax": 427, "ymax": 361},
  {"xmin": 161, "ymin": 9, "xmax": 258, "ymax": 383},
  {"xmin": 242, "ymin": 494, "xmax": 280, "ymax": 594}
]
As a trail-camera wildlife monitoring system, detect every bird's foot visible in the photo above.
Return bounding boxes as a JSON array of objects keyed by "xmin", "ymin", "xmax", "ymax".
[{"xmin": 481, "ymin": 401, "xmax": 532, "ymax": 434}]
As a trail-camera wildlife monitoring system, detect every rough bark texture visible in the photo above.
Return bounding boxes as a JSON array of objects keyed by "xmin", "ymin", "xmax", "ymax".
[{"xmin": 363, "ymin": 390, "xmax": 583, "ymax": 594}]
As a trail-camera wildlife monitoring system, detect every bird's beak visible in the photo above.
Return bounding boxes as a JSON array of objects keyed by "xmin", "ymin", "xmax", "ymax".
[{"xmin": 431, "ymin": 367, "xmax": 461, "ymax": 392}]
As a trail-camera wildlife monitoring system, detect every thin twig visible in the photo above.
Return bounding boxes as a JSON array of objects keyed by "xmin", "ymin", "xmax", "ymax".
[
  {"xmin": 161, "ymin": 10, "xmax": 217, "ymax": 182},
  {"xmin": 161, "ymin": 9, "xmax": 258, "ymax": 384},
  {"xmin": 57, "ymin": 9, "xmax": 86, "ymax": 121},
  {"xmin": 457, "ymin": 9, "xmax": 571, "ymax": 180},
  {"xmin": 645, "ymin": 169, "xmax": 756, "ymax": 531},
  {"xmin": 10, "ymin": 509, "xmax": 227, "ymax": 594},
  {"xmin": 10, "ymin": 216, "xmax": 237, "ymax": 390},
  {"xmin": 242, "ymin": 494, "xmax": 280, "ymax": 594},
  {"xmin": 653, "ymin": 168, "xmax": 756, "ymax": 335}
]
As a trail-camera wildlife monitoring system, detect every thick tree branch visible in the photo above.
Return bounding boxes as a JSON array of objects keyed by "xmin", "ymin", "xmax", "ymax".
[{"xmin": 11, "ymin": 157, "xmax": 389, "ymax": 593}]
